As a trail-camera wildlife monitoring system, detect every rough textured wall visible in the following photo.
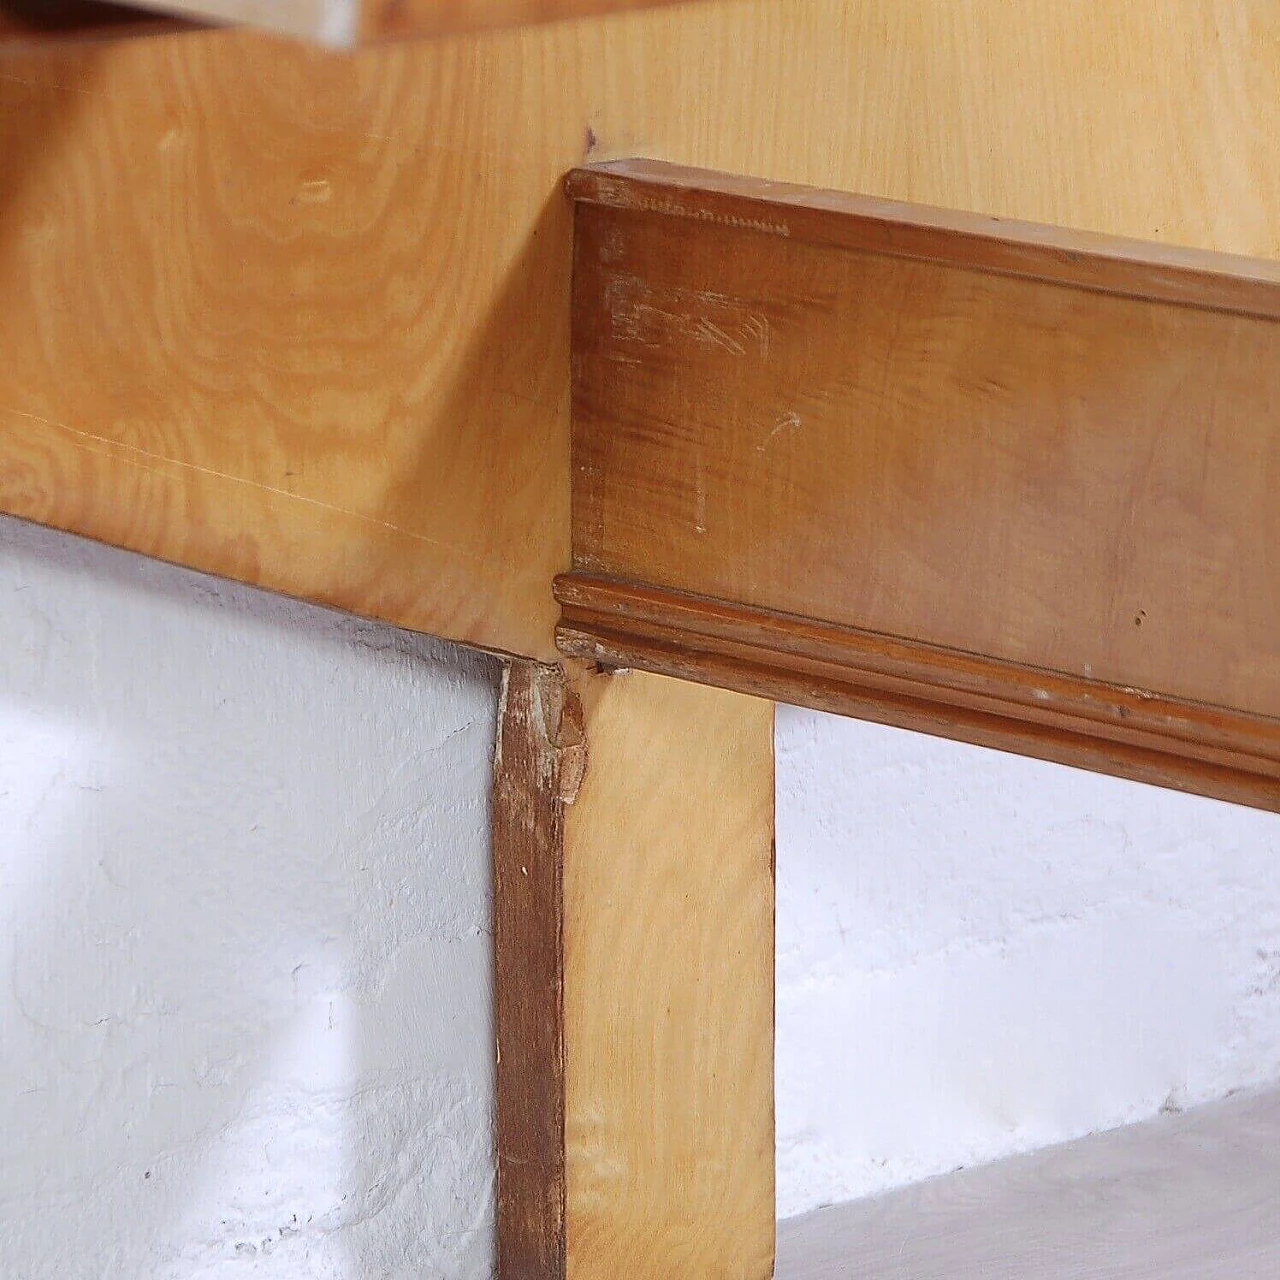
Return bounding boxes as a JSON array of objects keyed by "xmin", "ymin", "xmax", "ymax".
[
  {"xmin": 776, "ymin": 704, "xmax": 1280, "ymax": 1219},
  {"xmin": 0, "ymin": 516, "xmax": 498, "ymax": 1278}
]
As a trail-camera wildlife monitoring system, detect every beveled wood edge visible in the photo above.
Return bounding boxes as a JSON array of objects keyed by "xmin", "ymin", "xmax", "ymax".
[
  {"xmin": 493, "ymin": 661, "xmax": 584, "ymax": 1280},
  {"xmin": 554, "ymin": 574, "xmax": 1280, "ymax": 812},
  {"xmin": 565, "ymin": 161, "xmax": 1280, "ymax": 320}
]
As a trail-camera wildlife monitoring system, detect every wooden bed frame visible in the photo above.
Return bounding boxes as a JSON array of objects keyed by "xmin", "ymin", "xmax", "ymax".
[{"xmin": 2, "ymin": 3, "xmax": 1277, "ymax": 1276}]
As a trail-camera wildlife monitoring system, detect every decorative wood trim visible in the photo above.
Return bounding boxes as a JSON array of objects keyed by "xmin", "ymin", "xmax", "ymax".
[
  {"xmin": 558, "ymin": 576, "xmax": 1280, "ymax": 803},
  {"xmin": 565, "ymin": 161, "xmax": 1280, "ymax": 320},
  {"xmin": 565, "ymin": 161, "xmax": 1280, "ymax": 811},
  {"xmin": 492, "ymin": 661, "xmax": 583, "ymax": 1280},
  {"xmin": 555, "ymin": 576, "xmax": 1280, "ymax": 811},
  {"xmin": 563, "ymin": 667, "xmax": 775, "ymax": 1278}
]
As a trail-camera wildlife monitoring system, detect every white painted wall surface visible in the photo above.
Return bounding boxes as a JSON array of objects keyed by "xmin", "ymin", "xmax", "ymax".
[
  {"xmin": 776, "ymin": 704, "xmax": 1280, "ymax": 1220},
  {"xmin": 0, "ymin": 516, "xmax": 498, "ymax": 1278}
]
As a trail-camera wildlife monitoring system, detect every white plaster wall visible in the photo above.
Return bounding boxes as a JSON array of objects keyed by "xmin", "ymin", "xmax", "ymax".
[
  {"xmin": 776, "ymin": 703, "xmax": 1280, "ymax": 1220},
  {"xmin": 0, "ymin": 515, "xmax": 499, "ymax": 1278}
]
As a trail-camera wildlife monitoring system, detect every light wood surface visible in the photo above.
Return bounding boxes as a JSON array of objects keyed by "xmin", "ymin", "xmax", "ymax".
[
  {"xmin": 561, "ymin": 160, "xmax": 1280, "ymax": 809},
  {"xmin": 777, "ymin": 1086, "xmax": 1280, "ymax": 1279},
  {"xmin": 3, "ymin": 1, "xmax": 1280, "ymax": 659},
  {"xmin": 564, "ymin": 669, "xmax": 774, "ymax": 1278}
]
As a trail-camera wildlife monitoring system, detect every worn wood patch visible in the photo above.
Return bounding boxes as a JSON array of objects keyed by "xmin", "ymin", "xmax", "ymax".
[{"xmin": 493, "ymin": 661, "xmax": 583, "ymax": 1279}]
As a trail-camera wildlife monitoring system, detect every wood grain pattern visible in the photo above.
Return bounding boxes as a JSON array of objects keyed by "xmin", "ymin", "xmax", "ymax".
[
  {"xmin": 566, "ymin": 161, "xmax": 1280, "ymax": 806},
  {"xmin": 564, "ymin": 668, "xmax": 775, "ymax": 1278},
  {"xmin": 777, "ymin": 1086, "xmax": 1280, "ymax": 1280},
  {"xmin": 3, "ymin": 3, "xmax": 1280, "ymax": 657},
  {"xmin": 556, "ymin": 576, "xmax": 1280, "ymax": 811},
  {"xmin": 3, "ymin": 1, "xmax": 1280, "ymax": 658},
  {"xmin": 493, "ymin": 661, "xmax": 585, "ymax": 1279},
  {"xmin": 566, "ymin": 163, "xmax": 1280, "ymax": 317}
]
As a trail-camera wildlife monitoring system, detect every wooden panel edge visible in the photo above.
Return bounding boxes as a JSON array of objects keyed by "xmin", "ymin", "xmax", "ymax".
[
  {"xmin": 493, "ymin": 660, "xmax": 584, "ymax": 1280},
  {"xmin": 555, "ymin": 574, "xmax": 1280, "ymax": 812},
  {"xmin": 565, "ymin": 161, "xmax": 1280, "ymax": 319}
]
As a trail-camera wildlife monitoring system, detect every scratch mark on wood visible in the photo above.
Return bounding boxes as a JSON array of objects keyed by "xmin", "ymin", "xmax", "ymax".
[
  {"xmin": 757, "ymin": 411, "xmax": 802, "ymax": 451},
  {"xmin": 0, "ymin": 406, "xmax": 489, "ymax": 564}
]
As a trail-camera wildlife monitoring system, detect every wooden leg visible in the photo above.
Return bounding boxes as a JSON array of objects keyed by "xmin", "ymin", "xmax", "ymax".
[
  {"xmin": 493, "ymin": 662, "xmax": 583, "ymax": 1279},
  {"xmin": 494, "ymin": 662, "xmax": 774, "ymax": 1279},
  {"xmin": 564, "ymin": 669, "xmax": 775, "ymax": 1279}
]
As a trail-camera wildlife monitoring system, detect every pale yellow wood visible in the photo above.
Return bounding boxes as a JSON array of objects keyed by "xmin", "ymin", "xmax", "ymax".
[
  {"xmin": 0, "ymin": 1, "xmax": 1277, "ymax": 660},
  {"xmin": 564, "ymin": 669, "xmax": 775, "ymax": 1279}
]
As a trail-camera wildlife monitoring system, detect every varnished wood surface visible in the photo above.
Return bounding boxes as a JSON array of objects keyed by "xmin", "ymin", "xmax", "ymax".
[
  {"xmin": 3, "ymin": 2, "xmax": 1280, "ymax": 658},
  {"xmin": 567, "ymin": 162, "xmax": 1280, "ymax": 317},
  {"xmin": 556, "ymin": 576, "xmax": 1280, "ymax": 810},
  {"xmin": 777, "ymin": 1086, "xmax": 1280, "ymax": 1279},
  {"xmin": 566, "ymin": 162, "xmax": 1280, "ymax": 805},
  {"xmin": 564, "ymin": 669, "xmax": 775, "ymax": 1278},
  {"xmin": 492, "ymin": 661, "xmax": 584, "ymax": 1279}
]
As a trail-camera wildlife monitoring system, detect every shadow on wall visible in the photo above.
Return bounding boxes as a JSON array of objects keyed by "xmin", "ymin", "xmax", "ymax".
[{"xmin": 0, "ymin": 514, "xmax": 500, "ymax": 1278}]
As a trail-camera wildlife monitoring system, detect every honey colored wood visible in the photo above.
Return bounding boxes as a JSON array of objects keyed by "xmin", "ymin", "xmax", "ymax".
[
  {"xmin": 565, "ymin": 160, "xmax": 1280, "ymax": 808},
  {"xmin": 3, "ymin": 4, "xmax": 1280, "ymax": 658},
  {"xmin": 564, "ymin": 668, "xmax": 774, "ymax": 1278},
  {"xmin": 0, "ymin": 5, "xmax": 1273, "ymax": 1271},
  {"xmin": 4, "ymin": 3, "xmax": 1280, "ymax": 660},
  {"xmin": 493, "ymin": 661, "xmax": 585, "ymax": 1279}
]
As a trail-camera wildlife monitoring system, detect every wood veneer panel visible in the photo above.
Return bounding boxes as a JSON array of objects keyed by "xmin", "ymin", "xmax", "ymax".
[
  {"xmin": 564, "ymin": 161, "xmax": 1280, "ymax": 809},
  {"xmin": 3, "ymin": 1, "xmax": 1280, "ymax": 655},
  {"xmin": 564, "ymin": 669, "xmax": 775, "ymax": 1278}
]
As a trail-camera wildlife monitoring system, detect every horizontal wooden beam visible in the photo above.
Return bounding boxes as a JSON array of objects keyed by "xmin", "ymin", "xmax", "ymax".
[
  {"xmin": 556, "ymin": 576, "xmax": 1280, "ymax": 810},
  {"xmin": 562, "ymin": 161, "xmax": 1280, "ymax": 810}
]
